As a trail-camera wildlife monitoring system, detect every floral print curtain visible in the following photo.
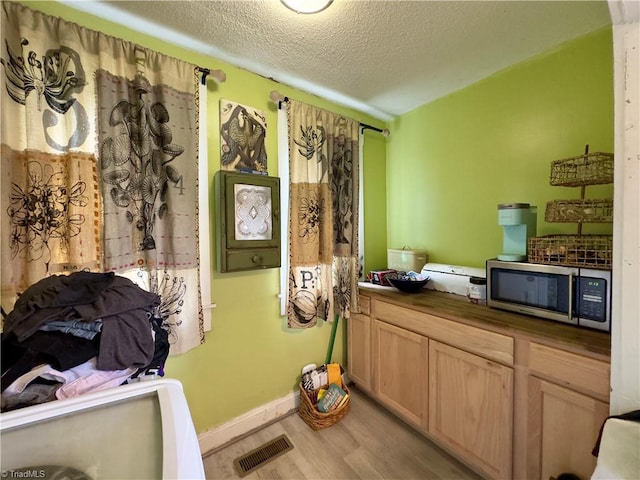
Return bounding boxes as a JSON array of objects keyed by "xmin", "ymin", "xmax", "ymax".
[
  {"xmin": 0, "ymin": 2, "xmax": 204, "ymax": 354},
  {"xmin": 286, "ymin": 99, "xmax": 360, "ymax": 328}
]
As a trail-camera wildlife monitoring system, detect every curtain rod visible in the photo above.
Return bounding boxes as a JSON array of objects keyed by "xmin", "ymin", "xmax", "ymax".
[
  {"xmin": 198, "ymin": 67, "xmax": 226, "ymax": 85},
  {"xmin": 269, "ymin": 90, "xmax": 390, "ymax": 137},
  {"xmin": 360, "ymin": 124, "xmax": 390, "ymax": 137}
]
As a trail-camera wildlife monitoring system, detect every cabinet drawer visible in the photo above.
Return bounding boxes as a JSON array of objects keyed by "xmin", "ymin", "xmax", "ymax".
[
  {"xmin": 222, "ymin": 248, "xmax": 280, "ymax": 272},
  {"xmin": 358, "ymin": 295, "xmax": 371, "ymax": 315},
  {"xmin": 528, "ymin": 342, "xmax": 610, "ymax": 399},
  {"xmin": 373, "ymin": 300, "xmax": 513, "ymax": 366}
]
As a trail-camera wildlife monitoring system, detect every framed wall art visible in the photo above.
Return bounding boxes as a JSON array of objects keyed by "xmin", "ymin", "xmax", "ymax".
[
  {"xmin": 219, "ymin": 99, "xmax": 267, "ymax": 175},
  {"xmin": 215, "ymin": 171, "xmax": 280, "ymax": 272}
]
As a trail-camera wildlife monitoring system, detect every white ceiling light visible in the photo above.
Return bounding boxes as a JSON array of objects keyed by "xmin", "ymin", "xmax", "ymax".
[{"xmin": 281, "ymin": 0, "xmax": 333, "ymax": 14}]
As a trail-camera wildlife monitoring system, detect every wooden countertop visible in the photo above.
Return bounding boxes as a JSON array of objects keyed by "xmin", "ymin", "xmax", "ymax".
[{"xmin": 358, "ymin": 283, "xmax": 611, "ymax": 359}]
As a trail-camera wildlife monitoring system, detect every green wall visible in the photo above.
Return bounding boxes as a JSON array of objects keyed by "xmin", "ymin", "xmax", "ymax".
[
  {"xmin": 387, "ymin": 28, "xmax": 614, "ymax": 269},
  {"xmin": 362, "ymin": 129, "xmax": 388, "ymax": 272},
  {"xmin": 23, "ymin": 1, "xmax": 387, "ymax": 434},
  {"xmin": 13, "ymin": 1, "xmax": 614, "ymax": 437}
]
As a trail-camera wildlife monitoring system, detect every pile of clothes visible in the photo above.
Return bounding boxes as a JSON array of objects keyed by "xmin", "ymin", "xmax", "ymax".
[{"xmin": 1, "ymin": 271, "xmax": 170, "ymax": 412}]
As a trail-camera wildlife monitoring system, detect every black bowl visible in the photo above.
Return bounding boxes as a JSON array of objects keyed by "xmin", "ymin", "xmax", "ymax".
[{"xmin": 387, "ymin": 277, "xmax": 429, "ymax": 293}]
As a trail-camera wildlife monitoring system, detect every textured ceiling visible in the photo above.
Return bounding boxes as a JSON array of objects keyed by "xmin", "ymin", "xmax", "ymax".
[{"xmin": 65, "ymin": 0, "xmax": 612, "ymax": 121}]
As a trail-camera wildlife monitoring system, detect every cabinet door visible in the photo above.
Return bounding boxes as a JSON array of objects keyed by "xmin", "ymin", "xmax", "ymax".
[
  {"xmin": 215, "ymin": 171, "xmax": 280, "ymax": 272},
  {"xmin": 528, "ymin": 378, "xmax": 609, "ymax": 480},
  {"xmin": 348, "ymin": 312, "xmax": 371, "ymax": 392},
  {"xmin": 373, "ymin": 320, "xmax": 428, "ymax": 429},
  {"xmin": 429, "ymin": 340, "xmax": 513, "ymax": 480}
]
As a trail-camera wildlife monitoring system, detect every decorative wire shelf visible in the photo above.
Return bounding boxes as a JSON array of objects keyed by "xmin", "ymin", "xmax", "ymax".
[
  {"xmin": 549, "ymin": 152, "xmax": 614, "ymax": 187},
  {"xmin": 528, "ymin": 234, "xmax": 612, "ymax": 269},
  {"xmin": 545, "ymin": 199, "xmax": 614, "ymax": 223}
]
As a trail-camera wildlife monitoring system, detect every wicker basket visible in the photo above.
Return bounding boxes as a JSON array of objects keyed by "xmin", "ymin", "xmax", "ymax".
[
  {"xmin": 298, "ymin": 382, "xmax": 351, "ymax": 430},
  {"xmin": 545, "ymin": 199, "xmax": 613, "ymax": 223},
  {"xmin": 549, "ymin": 152, "xmax": 614, "ymax": 187},
  {"xmin": 528, "ymin": 235, "xmax": 612, "ymax": 269}
]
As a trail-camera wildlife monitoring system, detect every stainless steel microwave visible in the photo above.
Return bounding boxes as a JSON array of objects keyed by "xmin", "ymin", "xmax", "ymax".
[{"xmin": 486, "ymin": 259, "xmax": 611, "ymax": 332}]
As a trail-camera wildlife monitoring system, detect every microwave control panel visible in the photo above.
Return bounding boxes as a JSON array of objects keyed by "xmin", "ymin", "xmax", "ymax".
[{"xmin": 576, "ymin": 276, "xmax": 607, "ymax": 322}]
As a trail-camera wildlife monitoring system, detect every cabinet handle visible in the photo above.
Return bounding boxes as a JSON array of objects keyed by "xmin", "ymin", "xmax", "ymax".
[{"xmin": 252, "ymin": 254, "xmax": 262, "ymax": 264}]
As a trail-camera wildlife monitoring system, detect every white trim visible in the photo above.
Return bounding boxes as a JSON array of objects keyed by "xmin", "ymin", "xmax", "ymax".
[
  {"xmin": 358, "ymin": 130, "xmax": 365, "ymax": 280},
  {"xmin": 198, "ymin": 389, "xmax": 300, "ymax": 455},
  {"xmin": 198, "ymin": 81, "xmax": 213, "ymax": 331},
  {"xmin": 609, "ymin": 0, "xmax": 640, "ymax": 415},
  {"xmin": 278, "ymin": 107, "xmax": 290, "ymax": 317}
]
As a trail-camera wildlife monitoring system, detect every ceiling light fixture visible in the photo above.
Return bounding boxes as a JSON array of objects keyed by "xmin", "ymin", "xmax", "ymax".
[{"xmin": 281, "ymin": 0, "xmax": 333, "ymax": 14}]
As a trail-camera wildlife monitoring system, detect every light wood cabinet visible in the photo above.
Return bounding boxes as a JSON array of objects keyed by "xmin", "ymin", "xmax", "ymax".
[
  {"xmin": 347, "ymin": 312, "xmax": 371, "ymax": 392},
  {"xmin": 348, "ymin": 295, "xmax": 372, "ymax": 392},
  {"xmin": 527, "ymin": 343, "xmax": 610, "ymax": 480},
  {"xmin": 372, "ymin": 319, "xmax": 428, "ymax": 429},
  {"xmin": 353, "ymin": 292, "xmax": 610, "ymax": 480},
  {"xmin": 429, "ymin": 340, "xmax": 514, "ymax": 480},
  {"xmin": 373, "ymin": 299, "xmax": 514, "ymax": 365},
  {"xmin": 528, "ymin": 342, "xmax": 610, "ymax": 398},
  {"xmin": 527, "ymin": 379, "xmax": 609, "ymax": 480}
]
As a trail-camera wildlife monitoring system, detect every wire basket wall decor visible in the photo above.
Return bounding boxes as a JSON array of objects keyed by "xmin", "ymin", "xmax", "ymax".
[
  {"xmin": 549, "ymin": 152, "xmax": 614, "ymax": 187},
  {"xmin": 528, "ymin": 235, "xmax": 612, "ymax": 269},
  {"xmin": 545, "ymin": 199, "xmax": 614, "ymax": 223}
]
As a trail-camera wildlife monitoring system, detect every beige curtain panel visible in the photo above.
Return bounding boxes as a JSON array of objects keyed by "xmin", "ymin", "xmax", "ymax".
[
  {"xmin": 0, "ymin": 2, "xmax": 204, "ymax": 354},
  {"xmin": 286, "ymin": 99, "xmax": 360, "ymax": 328}
]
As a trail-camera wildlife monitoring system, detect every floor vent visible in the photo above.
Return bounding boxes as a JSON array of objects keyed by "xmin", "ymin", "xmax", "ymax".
[{"xmin": 233, "ymin": 434, "xmax": 294, "ymax": 477}]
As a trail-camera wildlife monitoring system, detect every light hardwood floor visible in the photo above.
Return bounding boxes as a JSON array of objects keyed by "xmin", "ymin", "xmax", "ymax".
[{"xmin": 202, "ymin": 387, "xmax": 483, "ymax": 480}]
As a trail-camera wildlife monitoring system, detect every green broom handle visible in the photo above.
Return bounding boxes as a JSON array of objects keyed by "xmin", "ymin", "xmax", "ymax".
[{"xmin": 325, "ymin": 314, "xmax": 340, "ymax": 364}]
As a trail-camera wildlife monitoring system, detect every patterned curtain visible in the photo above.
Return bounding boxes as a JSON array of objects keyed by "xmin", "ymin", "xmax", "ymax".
[
  {"xmin": 0, "ymin": 2, "xmax": 204, "ymax": 354},
  {"xmin": 286, "ymin": 99, "xmax": 360, "ymax": 328}
]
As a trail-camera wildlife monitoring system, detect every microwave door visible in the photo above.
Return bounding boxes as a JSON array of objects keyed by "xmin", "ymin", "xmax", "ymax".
[{"xmin": 488, "ymin": 266, "xmax": 575, "ymax": 324}]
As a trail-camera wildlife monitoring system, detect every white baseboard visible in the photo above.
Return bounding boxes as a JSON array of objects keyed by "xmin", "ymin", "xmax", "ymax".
[{"xmin": 198, "ymin": 389, "xmax": 300, "ymax": 455}]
